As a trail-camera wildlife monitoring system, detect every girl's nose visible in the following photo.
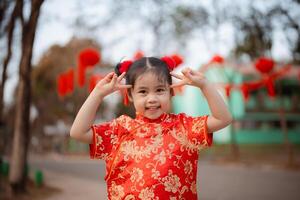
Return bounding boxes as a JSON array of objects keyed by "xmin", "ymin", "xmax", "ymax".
[{"xmin": 147, "ymin": 93, "xmax": 158, "ymax": 103}]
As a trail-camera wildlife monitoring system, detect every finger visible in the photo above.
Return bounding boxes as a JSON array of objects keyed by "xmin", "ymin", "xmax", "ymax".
[
  {"xmin": 188, "ymin": 68, "xmax": 196, "ymax": 75},
  {"xmin": 117, "ymin": 72, "xmax": 126, "ymax": 82},
  {"xmin": 109, "ymin": 74, "xmax": 118, "ymax": 86},
  {"xmin": 170, "ymin": 81, "xmax": 188, "ymax": 88},
  {"xmin": 117, "ymin": 84, "xmax": 132, "ymax": 89},
  {"xmin": 104, "ymin": 72, "xmax": 115, "ymax": 81},
  {"xmin": 181, "ymin": 69, "xmax": 192, "ymax": 79},
  {"xmin": 170, "ymin": 72, "xmax": 184, "ymax": 80}
]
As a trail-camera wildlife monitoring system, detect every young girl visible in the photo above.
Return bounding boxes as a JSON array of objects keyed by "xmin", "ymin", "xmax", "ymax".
[{"xmin": 70, "ymin": 57, "xmax": 232, "ymax": 200}]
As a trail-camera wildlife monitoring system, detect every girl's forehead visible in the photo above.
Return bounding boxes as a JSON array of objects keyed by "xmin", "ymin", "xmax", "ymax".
[{"xmin": 135, "ymin": 72, "xmax": 168, "ymax": 87}]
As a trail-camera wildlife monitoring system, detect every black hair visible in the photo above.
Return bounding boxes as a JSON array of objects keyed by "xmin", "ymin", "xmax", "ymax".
[{"xmin": 115, "ymin": 57, "xmax": 172, "ymax": 88}]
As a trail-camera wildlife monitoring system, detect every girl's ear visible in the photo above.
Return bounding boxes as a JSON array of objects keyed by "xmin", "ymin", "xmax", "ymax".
[
  {"xmin": 128, "ymin": 90, "xmax": 133, "ymax": 102},
  {"xmin": 128, "ymin": 95, "xmax": 133, "ymax": 102},
  {"xmin": 170, "ymin": 88, "xmax": 175, "ymax": 97}
]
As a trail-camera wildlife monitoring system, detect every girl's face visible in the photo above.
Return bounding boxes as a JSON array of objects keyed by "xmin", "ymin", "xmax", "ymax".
[{"xmin": 130, "ymin": 72, "xmax": 172, "ymax": 119}]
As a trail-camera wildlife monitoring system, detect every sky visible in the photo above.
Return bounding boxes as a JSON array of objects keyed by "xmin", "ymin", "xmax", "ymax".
[{"xmin": 2, "ymin": 0, "xmax": 295, "ymax": 105}]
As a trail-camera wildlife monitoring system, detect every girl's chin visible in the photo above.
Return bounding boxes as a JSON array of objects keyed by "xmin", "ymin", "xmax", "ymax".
[{"xmin": 144, "ymin": 111, "xmax": 163, "ymax": 119}]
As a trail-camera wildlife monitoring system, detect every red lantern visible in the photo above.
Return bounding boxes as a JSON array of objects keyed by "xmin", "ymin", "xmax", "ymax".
[
  {"xmin": 265, "ymin": 76, "xmax": 276, "ymax": 99},
  {"xmin": 133, "ymin": 50, "xmax": 144, "ymax": 60},
  {"xmin": 248, "ymin": 80, "xmax": 264, "ymax": 91},
  {"xmin": 77, "ymin": 48, "xmax": 101, "ymax": 87},
  {"xmin": 224, "ymin": 84, "xmax": 232, "ymax": 97},
  {"xmin": 78, "ymin": 63, "xmax": 86, "ymax": 87},
  {"xmin": 89, "ymin": 74, "xmax": 103, "ymax": 92},
  {"xmin": 57, "ymin": 68, "xmax": 74, "ymax": 97},
  {"xmin": 66, "ymin": 69, "xmax": 74, "ymax": 93},
  {"xmin": 210, "ymin": 54, "xmax": 224, "ymax": 64},
  {"xmin": 78, "ymin": 48, "xmax": 101, "ymax": 67},
  {"xmin": 254, "ymin": 57, "xmax": 274, "ymax": 74},
  {"xmin": 57, "ymin": 74, "xmax": 66, "ymax": 97},
  {"xmin": 240, "ymin": 83, "xmax": 250, "ymax": 101}
]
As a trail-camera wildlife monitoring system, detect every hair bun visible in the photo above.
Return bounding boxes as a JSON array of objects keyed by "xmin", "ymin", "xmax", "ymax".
[{"xmin": 115, "ymin": 60, "xmax": 133, "ymax": 75}]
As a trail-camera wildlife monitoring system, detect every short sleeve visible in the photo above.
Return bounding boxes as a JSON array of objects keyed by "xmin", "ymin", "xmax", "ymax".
[
  {"xmin": 89, "ymin": 120, "xmax": 119, "ymax": 161},
  {"xmin": 180, "ymin": 113, "xmax": 213, "ymax": 148}
]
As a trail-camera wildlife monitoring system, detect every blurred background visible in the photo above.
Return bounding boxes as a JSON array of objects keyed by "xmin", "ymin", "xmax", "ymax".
[{"xmin": 0, "ymin": 0, "xmax": 300, "ymax": 199}]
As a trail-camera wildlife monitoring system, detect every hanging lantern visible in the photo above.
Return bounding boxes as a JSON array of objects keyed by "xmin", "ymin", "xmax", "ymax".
[
  {"xmin": 57, "ymin": 74, "xmax": 66, "ymax": 97},
  {"xmin": 77, "ymin": 48, "xmax": 101, "ymax": 87},
  {"xmin": 240, "ymin": 83, "xmax": 250, "ymax": 101},
  {"xmin": 210, "ymin": 54, "xmax": 224, "ymax": 64},
  {"xmin": 66, "ymin": 68, "xmax": 74, "ymax": 93},
  {"xmin": 57, "ymin": 68, "xmax": 74, "ymax": 97},
  {"xmin": 248, "ymin": 80, "xmax": 264, "ymax": 91},
  {"xmin": 78, "ymin": 63, "xmax": 86, "ymax": 87},
  {"xmin": 265, "ymin": 76, "xmax": 276, "ymax": 99},
  {"xmin": 133, "ymin": 50, "xmax": 144, "ymax": 60},
  {"xmin": 224, "ymin": 84, "xmax": 232, "ymax": 97},
  {"xmin": 89, "ymin": 74, "xmax": 103, "ymax": 92},
  {"xmin": 78, "ymin": 48, "xmax": 101, "ymax": 67},
  {"xmin": 254, "ymin": 57, "xmax": 275, "ymax": 74}
]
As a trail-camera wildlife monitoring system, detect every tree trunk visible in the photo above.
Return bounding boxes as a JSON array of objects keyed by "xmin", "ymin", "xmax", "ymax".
[
  {"xmin": 9, "ymin": 0, "xmax": 44, "ymax": 194},
  {"xmin": 0, "ymin": 0, "xmax": 22, "ymax": 123},
  {"xmin": 0, "ymin": 0, "xmax": 23, "ymax": 167}
]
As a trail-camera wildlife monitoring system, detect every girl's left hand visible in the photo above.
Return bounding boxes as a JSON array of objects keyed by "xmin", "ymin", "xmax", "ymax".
[{"xmin": 170, "ymin": 67, "xmax": 208, "ymax": 89}]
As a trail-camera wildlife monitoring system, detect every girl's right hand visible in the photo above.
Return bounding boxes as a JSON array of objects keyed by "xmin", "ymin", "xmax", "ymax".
[{"xmin": 95, "ymin": 72, "xmax": 132, "ymax": 98}]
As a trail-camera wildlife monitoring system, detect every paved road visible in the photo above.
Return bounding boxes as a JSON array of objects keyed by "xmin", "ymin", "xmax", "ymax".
[{"xmin": 29, "ymin": 155, "xmax": 300, "ymax": 200}]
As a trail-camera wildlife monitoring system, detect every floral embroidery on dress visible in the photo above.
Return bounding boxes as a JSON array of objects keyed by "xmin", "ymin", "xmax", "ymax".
[
  {"xmin": 138, "ymin": 187, "xmax": 158, "ymax": 200},
  {"xmin": 124, "ymin": 194, "xmax": 136, "ymax": 200},
  {"xmin": 162, "ymin": 170, "xmax": 181, "ymax": 193},
  {"xmin": 184, "ymin": 160, "xmax": 192, "ymax": 175},
  {"xmin": 130, "ymin": 167, "xmax": 144, "ymax": 183},
  {"xmin": 190, "ymin": 181, "xmax": 197, "ymax": 194},
  {"xmin": 109, "ymin": 181, "xmax": 125, "ymax": 200},
  {"xmin": 120, "ymin": 133, "xmax": 164, "ymax": 162},
  {"xmin": 90, "ymin": 113, "xmax": 213, "ymax": 199}
]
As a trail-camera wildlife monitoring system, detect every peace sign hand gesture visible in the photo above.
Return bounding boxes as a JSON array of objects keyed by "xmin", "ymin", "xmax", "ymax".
[
  {"xmin": 95, "ymin": 72, "xmax": 132, "ymax": 98},
  {"xmin": 170, "ymin": 68, "xmax": 209, "ymax": 89}
]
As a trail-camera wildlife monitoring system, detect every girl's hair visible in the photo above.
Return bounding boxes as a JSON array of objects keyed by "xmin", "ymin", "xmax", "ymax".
[{"xmin": 115, "ymin": 57, "xmax": 172, "ymax": 88}]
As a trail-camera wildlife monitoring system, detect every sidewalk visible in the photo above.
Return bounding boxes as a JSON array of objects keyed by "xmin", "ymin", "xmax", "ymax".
[
  {"xmin": 42, "ymin": 169, "xmax": 107, "ymax": 200},
  {"xmin": 28, "ymin": 151, "xmax": 300, "ymax": 200}
]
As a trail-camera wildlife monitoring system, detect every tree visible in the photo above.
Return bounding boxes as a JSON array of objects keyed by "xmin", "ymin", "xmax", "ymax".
[
  {"xmin": 104, "ymin": 0, "xmax": 209, "ymax": 54},
  {"xmin": 232, "ymin": 7, "xmax": 273, "ymax": 59},
  {"xmin": 9, "ymin": 0, "xmax": 44, "ymax": 194},
  {"xmin": 227, "ymin": 1, "xmax": 300, "ymax": 165},
  {"xmin": 228, "ymin": 0, "xmax": 300, "ymax": 62},
  {"xmin": 31, "ymin": 38, "xmax": 108, "ymax": 152},
  {"xmin": 0, "ymin": 0, "xmax": 21, "ymax": 166},
  {"xmin": 268, "ymin": 0, "xmax": 300, "ymax": 63}
]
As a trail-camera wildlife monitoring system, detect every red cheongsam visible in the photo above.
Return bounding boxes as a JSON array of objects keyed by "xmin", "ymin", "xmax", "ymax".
[{"xmin": 90, "ymin": 113, "xmax": 213, "ymax": 200}]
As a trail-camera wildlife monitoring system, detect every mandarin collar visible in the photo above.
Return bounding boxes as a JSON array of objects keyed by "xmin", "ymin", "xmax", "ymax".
[{"xmin": 135, "ymin": 113, "xmax": 168, "ymax": 123}]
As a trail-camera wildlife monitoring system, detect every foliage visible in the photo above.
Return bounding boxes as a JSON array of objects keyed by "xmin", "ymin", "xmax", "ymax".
[
  {"xmin": 31, "ymin": 37, "xmax": 107, "ymax": 137},
  {"xmin": 230, "ymin": 0, "xmax": 300, "ymax": 62}
]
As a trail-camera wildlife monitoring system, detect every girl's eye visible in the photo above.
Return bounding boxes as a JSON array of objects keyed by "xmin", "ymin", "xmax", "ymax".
[
  {"xmin": 157, "ymin": 88, "xmax": 165, "ymax": 93},
  {"xmin": 138, "ymin": 90, "xmax": 146, "ymax": 94}
]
